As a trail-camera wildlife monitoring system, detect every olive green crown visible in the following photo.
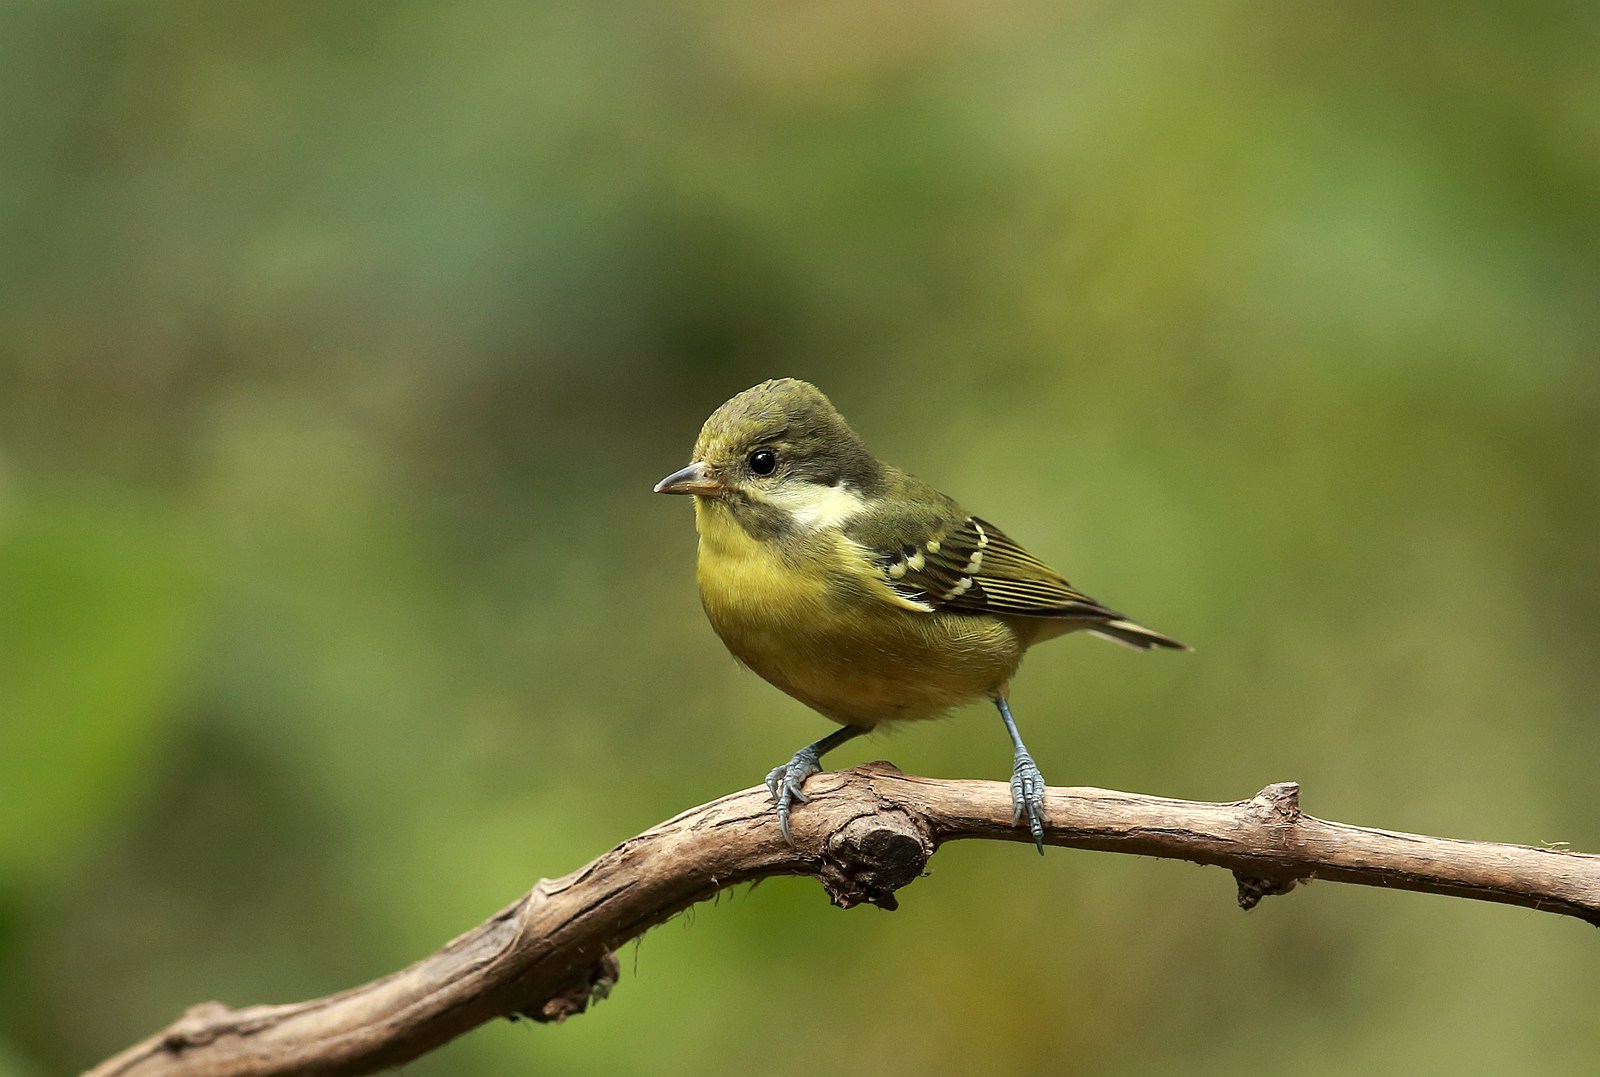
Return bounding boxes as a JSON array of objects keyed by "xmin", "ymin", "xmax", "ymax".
[{"xmin": 694, "ymin": 378, "xmax": 884, "ymax": 491}]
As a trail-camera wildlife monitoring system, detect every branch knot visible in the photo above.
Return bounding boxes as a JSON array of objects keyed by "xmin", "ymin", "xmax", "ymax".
[
  {"xmin": 514, "ymin": 953, "xmax": 620, "ymax": 1024},
  {"xmin": 817, "ymin": 808, "xmax": 931, "ymax": 911},
  {"xmin": 1233, "ymin": 782, "xmax": 1307, "ymax": 910}
]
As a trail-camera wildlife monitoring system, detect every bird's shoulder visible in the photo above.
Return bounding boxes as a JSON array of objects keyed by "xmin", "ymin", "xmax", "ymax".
[{"xmin": 841, "ymin": 471, "xmax": 1119, "ymax": 620}]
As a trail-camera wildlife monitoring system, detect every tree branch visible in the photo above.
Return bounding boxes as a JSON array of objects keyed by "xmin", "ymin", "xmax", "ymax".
[{"xmin": 85, "ymin": 763, "xmax": 1600, "ymax": 1077}]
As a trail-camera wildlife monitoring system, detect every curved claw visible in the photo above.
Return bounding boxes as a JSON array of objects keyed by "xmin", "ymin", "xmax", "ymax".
[
  {"xmin": 766, "ymin": 747, "xmax": 823, "ymax": 844},
  {"xmin": 1010, "ymin": 752, "xmax": 1047, "ymax": 855}
]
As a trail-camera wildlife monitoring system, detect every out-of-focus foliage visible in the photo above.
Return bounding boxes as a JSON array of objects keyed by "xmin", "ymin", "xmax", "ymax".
[{"xmin": 2, "ymin": 3, "xmax": 1598, "ymax": 1074}]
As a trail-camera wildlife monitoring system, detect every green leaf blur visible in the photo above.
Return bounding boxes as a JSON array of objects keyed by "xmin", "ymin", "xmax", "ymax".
[{"xmin": 2, "ymin": 3, "xmax": 1597, "ymax": 1075}]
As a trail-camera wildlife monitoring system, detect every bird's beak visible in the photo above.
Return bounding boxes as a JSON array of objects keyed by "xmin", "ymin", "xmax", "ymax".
[{"xmin": 654, "ymin": 461, "xmax": 725, "ymax": 497}]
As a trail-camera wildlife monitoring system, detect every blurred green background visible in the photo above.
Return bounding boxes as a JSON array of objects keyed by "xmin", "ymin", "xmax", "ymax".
[{"xmin": 3, "ymin": 2, "xmax": 1598, "ymax": 1075}]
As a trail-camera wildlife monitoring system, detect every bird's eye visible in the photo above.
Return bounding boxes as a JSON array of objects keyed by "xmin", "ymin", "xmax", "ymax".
[{"xmin": 748, "ymin": 449, "xmax": 778, "ymax": 476}]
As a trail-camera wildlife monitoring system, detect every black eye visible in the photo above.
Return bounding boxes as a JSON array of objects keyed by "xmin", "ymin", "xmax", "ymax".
[{"xmin": 748, "ymin": 448, "xmax": 778, "ymax": 476}]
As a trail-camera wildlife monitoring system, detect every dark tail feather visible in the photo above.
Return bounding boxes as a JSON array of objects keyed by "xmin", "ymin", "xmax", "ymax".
[{"xmin": 1088, "ymin": 618, "xmax": 1191, "ymax": 652}]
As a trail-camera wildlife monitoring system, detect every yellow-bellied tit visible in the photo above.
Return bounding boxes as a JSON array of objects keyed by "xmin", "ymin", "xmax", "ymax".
[{"xmin": 655, "ymin": 378, "xmax": 1188, "ymax": 852}]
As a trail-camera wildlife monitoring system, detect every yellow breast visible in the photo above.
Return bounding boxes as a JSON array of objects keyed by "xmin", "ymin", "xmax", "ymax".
[{"xmin": 692, "ymin": 499, "xmax": 1025, "ymax": 726}]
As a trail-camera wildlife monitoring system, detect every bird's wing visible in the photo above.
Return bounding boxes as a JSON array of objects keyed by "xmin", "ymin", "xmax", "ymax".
[{"xmin": 847, "ymin": 506, "xmax": 1120, "ymax": 621}]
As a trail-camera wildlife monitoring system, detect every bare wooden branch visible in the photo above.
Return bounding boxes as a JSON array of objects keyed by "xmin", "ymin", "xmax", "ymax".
[{"xmin": 86, "ymin": 763, "xmax": 1600, "ymax": 1077}]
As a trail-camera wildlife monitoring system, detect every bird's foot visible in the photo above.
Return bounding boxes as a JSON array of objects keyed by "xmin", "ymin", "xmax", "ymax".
[
  {"xmin": 766, "ymin": 746, "xmax": 824, "ymax": 844},
  {"xmin": 1010, "ymin": 751, "xmax": 1047, "ymax": 854}
]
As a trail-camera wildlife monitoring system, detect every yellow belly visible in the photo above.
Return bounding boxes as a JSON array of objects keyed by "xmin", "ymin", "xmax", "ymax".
[{"xmin": 693, "ymin": 500, "xmax": 1026, "ymax": 726}]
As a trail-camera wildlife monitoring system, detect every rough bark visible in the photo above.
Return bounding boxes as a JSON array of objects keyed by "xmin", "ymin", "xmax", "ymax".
[{"xmin": 86, "ymin": 764, "xmax": 1600, "ymax": 1077}]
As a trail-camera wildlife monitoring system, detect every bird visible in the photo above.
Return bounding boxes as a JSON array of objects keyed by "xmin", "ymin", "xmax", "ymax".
[{"xmin": 654, "ymin": 378, "xmax": 1187, "ymax": 852}]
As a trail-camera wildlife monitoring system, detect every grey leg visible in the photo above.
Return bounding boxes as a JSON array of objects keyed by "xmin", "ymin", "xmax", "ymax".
[
  {"xmin": 765, "ymin": 725, "xmax": 867, "ymax": 844},
  {"xmin": 995, "ymin": 696, "xmax": 1046, "ymax": 854}
]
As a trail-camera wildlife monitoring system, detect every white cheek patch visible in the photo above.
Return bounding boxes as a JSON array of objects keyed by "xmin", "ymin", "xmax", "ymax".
[{"xmin": 763, "ymin": 480, "xmax": 867, "ymax": 532}]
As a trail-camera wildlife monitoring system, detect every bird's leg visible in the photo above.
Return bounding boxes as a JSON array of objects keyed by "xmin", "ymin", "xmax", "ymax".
[
  {"xmin": 995, "ymin": 695, "xmax": 1047, "ymax": 854},
  {"xmin": 765, "ymin": 725, "xmax": 867, "ymax": 844}
]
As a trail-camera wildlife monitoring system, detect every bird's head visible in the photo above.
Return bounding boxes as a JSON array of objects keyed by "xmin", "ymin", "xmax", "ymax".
[{"xmin": 655, "ymin": 378, "xmax": 884, "ymax": 532}]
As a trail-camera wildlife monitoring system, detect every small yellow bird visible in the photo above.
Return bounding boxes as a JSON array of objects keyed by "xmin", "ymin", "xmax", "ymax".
[{"xmin": 656, "ymin": 378, "xmax": 1187, "ymax": 851}]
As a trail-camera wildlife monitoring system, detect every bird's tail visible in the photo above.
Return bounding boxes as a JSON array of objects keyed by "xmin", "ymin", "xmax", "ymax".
[{"xmin": 1088, "ymin": 618, "xmax": 1191, "ymax": 652}]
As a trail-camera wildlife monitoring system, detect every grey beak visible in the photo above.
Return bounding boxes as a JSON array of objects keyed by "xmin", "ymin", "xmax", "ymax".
[{"xmin": 654, "ymin": 461, "xmax": 725, "ymax": 496}]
